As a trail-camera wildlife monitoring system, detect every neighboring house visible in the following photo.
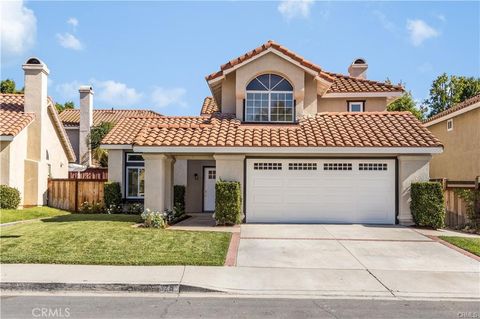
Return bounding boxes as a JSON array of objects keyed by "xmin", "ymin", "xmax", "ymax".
[
  {"xmin": 58, "ymin": 88, "xmax": 160, "ymax": 167},
  {"xmin": 424, "ymin": 94, "xmax": 480, "ymax": 182},
  {"xmin": 0, "ymin": 58, "xmax": 76, "ymax": 206},
  {"xmin": 101, "ymin": 41, "xmax": 442, "ymax": 225}
]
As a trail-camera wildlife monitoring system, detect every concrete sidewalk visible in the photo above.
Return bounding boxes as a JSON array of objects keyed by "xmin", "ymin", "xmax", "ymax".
[{"xmin": 1, "ymin": 264, "xmax": 479, "ymax": 299}]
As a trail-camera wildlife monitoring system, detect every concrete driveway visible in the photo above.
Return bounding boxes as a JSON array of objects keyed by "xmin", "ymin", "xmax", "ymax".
[{"xmin": 236, "ymin": 224, "xmax": 480, "ymax": 298}]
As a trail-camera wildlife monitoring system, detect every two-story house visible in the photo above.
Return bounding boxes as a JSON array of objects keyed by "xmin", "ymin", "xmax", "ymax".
[{"xmin": 101, "ymin": 41, "xmax": 442, "ymax": 225}]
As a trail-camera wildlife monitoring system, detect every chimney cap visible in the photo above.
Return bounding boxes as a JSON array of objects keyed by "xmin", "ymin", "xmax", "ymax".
[
  {"xmin": 22, "ymin": 56, "xmax": 49, "ymax": 74},
  {"xmin": 79, "ymin": 85, "xmax": 94, "ymax": 94},
  {"xmin": 351, "ymin": 58, "xmax": 367, "ymax": 65}
]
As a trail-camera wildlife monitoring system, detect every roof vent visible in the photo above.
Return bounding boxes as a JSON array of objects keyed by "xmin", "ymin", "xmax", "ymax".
[{"xmin": 348, "ymin": 58, "xmax": 368, "ymax": 79}]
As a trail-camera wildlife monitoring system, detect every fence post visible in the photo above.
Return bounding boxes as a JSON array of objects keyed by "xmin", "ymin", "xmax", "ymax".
[{"xmin": 74, "ymin": 179, "xmax": 79, "ymax": 212}]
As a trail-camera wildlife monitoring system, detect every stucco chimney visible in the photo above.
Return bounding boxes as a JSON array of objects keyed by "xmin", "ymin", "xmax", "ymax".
[
  {"xmin": 79, "ymin": 85, "xmax": 94, "ymax": 166},
  {"xmin": 348, "ymin": 58, "xmax": 368, "ymax": 79},
  {"xmin": 22, "ymin": 57, "xmax": 50, "ymax": 161}
]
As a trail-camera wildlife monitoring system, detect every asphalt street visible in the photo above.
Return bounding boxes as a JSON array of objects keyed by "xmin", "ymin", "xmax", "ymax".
[{"xmin": 1, "ymin": 294, "xmax": 479, "ymax": 319}]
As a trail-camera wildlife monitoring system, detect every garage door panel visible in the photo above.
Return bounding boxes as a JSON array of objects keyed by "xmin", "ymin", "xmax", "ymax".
[{"xmin": 246, "ymin": 159, "xmax": 396, "ymax": 224}]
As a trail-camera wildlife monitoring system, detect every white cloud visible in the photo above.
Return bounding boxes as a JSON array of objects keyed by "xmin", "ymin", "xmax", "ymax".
[
  {"xmin": 278, "ymin": 0, "xmax": 314, "ymax": 20},
  {"xmin": 67, "ymin": 17, "xmax": 79, "ymax": 28},
  {"xmin": 0, "ymin": 0, "xmax": 37, "ymax": 57},
  {"xmin": 434, "ymin": 13, "xmax": 446, "ymax": 22},
  {"xmin": 151, "ymin": 87, "xmax": 187, "ymax": 108},
  {"xmin": 56, "ymin": 32, "xmax": 83, "ymax": 50},
  {"xmin": 93, "ymin": 80, "xmax": 143, "ymax": 106},
  {"xmin": 373, "ymin": 10, "xmax": 395, "ymax": 32},
  {"xmin": 56, "ymin": 81, "xmax": 82, "ymax": 100},
  {"xmin": 406, "ymin": 19, "xmax": 439, "ymax": 46}
]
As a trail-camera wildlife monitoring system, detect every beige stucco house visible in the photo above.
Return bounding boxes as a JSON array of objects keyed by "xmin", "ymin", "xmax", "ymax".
[
  {"xmin": 424, "ymin": 94, "xmax": 480, "ymax": 182},
  {"xmin": 0, "ymin": 58, "xmax": 76, "ymax": 206},
  {"xmin": 101, "ymin": 41, "xmax": 443, "ymax": 225}
]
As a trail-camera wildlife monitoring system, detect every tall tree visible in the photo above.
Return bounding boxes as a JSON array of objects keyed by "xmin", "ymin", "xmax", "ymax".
[
  {"xmin": 87, "ymin": 122, "xmax": 115, "ymax": 167},
  {"xmin": 424, "ymin": 74, "xmax": 480, "ymax": 117},
  {"xmin": 55, "ymin": 101, "xmax": 75, "ymax": 113},
  {"xmin": 387, "ymin": 91, "xmax": 424, "ymax": 120},
  {"xmin": 0, "ymin": 79, "xmax": 21, "ymax": 94}
]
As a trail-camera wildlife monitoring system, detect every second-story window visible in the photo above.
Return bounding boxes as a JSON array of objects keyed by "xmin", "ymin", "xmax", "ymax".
[
  {"xmin": 245, "ymin": 74, "xmax": 294, "ymax": 123},
  {"xmin": 348, "ymin": 101, "xmax": 364, "ymax": 112}
]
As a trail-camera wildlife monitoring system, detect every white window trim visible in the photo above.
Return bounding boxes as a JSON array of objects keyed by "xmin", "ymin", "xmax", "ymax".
[
  {"xmin": 245, "ymin": 90, "xmax": 294, "ymax": 123},
  {"xmin": 348, "ymin": 101, "xmax": 364, "ymax": 112},
  {"xmin": 126, "ymin": 153, "xmax": 144, "ymax": 163},
  {"xmin": 126, "ymin": 166, "xmax": 145, "ymax": 199},
  {"xmin": 447, "ymin": 119, "xmax": 454, "ymax": 131}
]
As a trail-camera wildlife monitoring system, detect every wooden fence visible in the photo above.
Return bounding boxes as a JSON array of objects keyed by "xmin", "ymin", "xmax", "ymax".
[
  {"xmin": 432, "ymin": 178, "xmax": 479, "ymax": 227},
  {"xmin": 48, "ymin": 178, "xmax": 107, "ymax": 212},
  {"xmin": 68, "ymin": 168, "xmax": 108, "ymax": 180}
]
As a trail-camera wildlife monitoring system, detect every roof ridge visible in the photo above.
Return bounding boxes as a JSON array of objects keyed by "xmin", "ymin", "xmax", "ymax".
[
  {"xmin": 423, "ymin": 94, "xmax": 480, "ymax": 123},
  {"xmin": 323, "ymin": 71, "xmax": 403, "ymax": 89}
]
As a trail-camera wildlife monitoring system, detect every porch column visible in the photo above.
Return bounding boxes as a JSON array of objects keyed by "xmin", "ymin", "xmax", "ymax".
[
  {"xmin": 164, "ymin": 157, "xmax": 175, "ymax": 211},
  {"xmin": 214, "ymin": 154, "xmax": 246, "ymax": 210},
  {"xmin": 143, "ymin": 154, "xmax": 167, "ymax": 212},
  {"xmin": 397, "ymin": 155, "xmax": 431, "ymax": 225}
]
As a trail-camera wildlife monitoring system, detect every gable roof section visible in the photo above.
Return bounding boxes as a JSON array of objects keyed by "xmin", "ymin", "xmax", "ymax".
[
  {"xmin": 200, "ymin": 97, "xmax": 220, "ymax": 115},
  {"xmin": 206, "ymin": 40, "xmax": 403, "ymax": 94},
  {"xmin": 59, "ymin": 108, "xmax": 162, "ymax": 127},
  {"xmin": 102, "ymin": 112, "xmax": 441, "ymax": 149},
  {"xmin": 0, "ymin": 94, "xmax": 35, "ymax": 137},
  {"xmin": 0, "ymin": 93, "xmax": 76, "ymax": 162},
  {"xmin": 423, "ymin": 94, "xmax": 480, "ymax": 125}
]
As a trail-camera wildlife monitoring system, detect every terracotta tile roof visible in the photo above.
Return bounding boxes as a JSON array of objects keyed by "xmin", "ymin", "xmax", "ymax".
[
  {"xmin": 423, "ymin": 94, "xmax": 480, "ymax": 123},
  {"xmin": 0, "ymin": 94, "xmax": 76, "ymax": 162},
  {"xmin": 59, "ymin": 108, "xmax": 162, "ymax": 127},
  {"xmin": 324, "ymin": 72, "xmax": 403, "ymax": 93},
  {"xmin": 200, "ymin": 97, "xmax": 220, "ymax": 115},
  {"xmin": 103, "ymin": 112, "xmax": 441, "ymax": 148},
  {"xmin": 0, "ymin": 94, "xmax": 35, "ymax": 136},
  {"xmin": 205, "ymin": 40, "xmax": 403, "ymax": 93}
]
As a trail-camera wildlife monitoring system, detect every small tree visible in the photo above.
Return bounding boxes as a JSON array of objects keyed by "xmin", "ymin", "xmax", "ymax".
[
  {"xmin": 387, "ymin": 91, "xmax": 424, "ymax": 120},
  {"xmin": 55, "ymin": 101, "xmax": 75, "ymax": 113},
  {"xmin": 87, "ymin": 122, "xmax": 114, "ymax": 167},
  {"xmin": 1, "ymin": 79, "xmax": 22, "ymax": 94}
]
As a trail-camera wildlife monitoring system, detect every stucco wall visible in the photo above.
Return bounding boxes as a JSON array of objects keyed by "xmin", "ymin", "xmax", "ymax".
[
  {"xmin": 317, "ymin": 97, "xmax": 388, "ymax": 112},
  {"xmin": 107, "ymin": 149, "xmax": 124, "ymax": 196},
  {"xmin": 173, "ymin": 159, "xmax": 187, "ymax": 186},
  {"xmin": 44, "ymin": 111, "xmax": 69, "ymax": 179},
  {"xmin": 221, "ymin": 73, "xmax": 236, "ymax": 114},
  {"xmin": 427, "ymin": 108, "xmax": 480, "ymax": 181},
  {"xmin": 66, "ymin": 128, "xmax": 80, "ymax": 163},
  {"xmin": 233, "ymin": 52, "xmax": 306, "ymax": 121},
  {"xmin": 397, "ymin": 155, "xmax": 431, "ymax": 225},
  {"xmin": 185, "ymin": 160, "xmax": 215, "ymax": 213}
]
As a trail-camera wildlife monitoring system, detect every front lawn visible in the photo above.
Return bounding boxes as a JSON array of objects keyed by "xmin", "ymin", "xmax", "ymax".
[
  {"xmin": 0, "ymin": 207, "xmax": 70, "ymax": 224},
  {"xmin": 439, "ymin": 236, "xmax": 480, "ymax": 256},
  {"xmin": 0, "ymin": 214, "xmax": 231, "ymax": 266}
]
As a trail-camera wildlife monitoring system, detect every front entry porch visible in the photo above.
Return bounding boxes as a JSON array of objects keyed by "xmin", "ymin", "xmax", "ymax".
[{"xmin": 143, "ymin": 154, "xmax": 245, "ymax": 215}]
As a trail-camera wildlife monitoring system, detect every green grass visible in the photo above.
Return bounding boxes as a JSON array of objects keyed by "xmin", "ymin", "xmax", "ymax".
[
  {"xmin": 0, "ymin": 206, "xmax": 70, "ymax": 224},
  {"xmin": 0, "ymin": 214, "xmax": 232, "ymax": 266},
  {"xmin": 439, "ymin": 236, "xmax": 480, "ymax": 256}
]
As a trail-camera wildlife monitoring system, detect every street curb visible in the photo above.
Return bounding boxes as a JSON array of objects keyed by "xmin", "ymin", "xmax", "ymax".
[{"xmin": 0, "ymin": 282, "xmax": 221, "ymax": 294}]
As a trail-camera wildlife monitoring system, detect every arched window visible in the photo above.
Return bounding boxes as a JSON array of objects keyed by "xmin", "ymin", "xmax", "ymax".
[{"xmin": 245, "ymin": 74, "xmax": 294, "ymax": 122}]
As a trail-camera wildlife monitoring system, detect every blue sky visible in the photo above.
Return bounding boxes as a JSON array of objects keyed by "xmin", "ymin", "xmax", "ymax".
[{"xmin": 1, "ymin": 1, "xmax": 479, "ymax": 115}]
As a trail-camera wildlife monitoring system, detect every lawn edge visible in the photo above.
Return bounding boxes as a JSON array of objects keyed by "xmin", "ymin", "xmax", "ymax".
[{"xmin": 427, "ymin": 235, "xmax": 480, "ymax": 261}]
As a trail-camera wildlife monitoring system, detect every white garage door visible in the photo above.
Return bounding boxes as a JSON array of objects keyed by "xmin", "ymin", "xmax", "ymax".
[{"xmin": 246, "ymin": 159, "xmax": 396, "ymax": 224}]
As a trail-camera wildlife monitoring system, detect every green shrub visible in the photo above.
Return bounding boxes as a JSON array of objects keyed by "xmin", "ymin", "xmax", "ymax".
[
  {"xmin": 104, "ymin": 182, "xmax": 122, "ymax": 213},
  {"xmin": 141, "ymin": 209, "xmax": 166, "ymax": 228},
  {"xmin": 124, "ymin": 202, "xmax": 144, "ymax": 214},
  {"xmin": 214, "ymin": 180, "xmax": 242, "ymax": 225},
  {"xmin": 0, "ymin": 185, "xmax": 21, "ymax": 209},
  {"xmin": 174, "ymin": 185, "xmax": 186, "ymax": 215},
  {"xmin": 456, "ymin": 188, "xmax": 480, "ymax": 228},
  {"xmin": 411, "ymin": 182, "xmax": 445, "ymax": 229},
  {"xmin": 79, "ymin": 201, "xmax": 105, "ymax": 214}
]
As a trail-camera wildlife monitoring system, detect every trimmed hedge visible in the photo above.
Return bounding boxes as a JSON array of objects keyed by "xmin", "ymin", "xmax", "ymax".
[
  {"xmin": 104, "ymin": 182, "xmax": 122, "ymax": 211},
  {"xmin": 0, "ymin": 185, "xmax": 21, "ymax": 209},
  {"xmin": 411, "ymin": 182, "xmax": 445, "ymax": 229},
  {"xmin": 174, "ymin": 185, "xmax": 186, "ymax": 214},
  {"xmin": 214, "ymin": 180, "xmax": 242, "ymax": 225}
]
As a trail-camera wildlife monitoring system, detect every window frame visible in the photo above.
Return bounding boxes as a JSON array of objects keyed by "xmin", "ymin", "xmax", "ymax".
[
  {"xmin": 347, "ymin": 100, "xmax": 365, "ymax": 112},
  {"xmin": 126, "ymin": 153, "xmax": 144, "ymax": 163},
  {"xmin": 447, "ymin": 119, "xmax": 454, "ymax": 132},
  {"xmin": 125, "ymin": 166, "xmax": 145, "ymax": 199},
  {"xmin": 244, "ymin": 74, "xmax": 295, "ymax": 123}
]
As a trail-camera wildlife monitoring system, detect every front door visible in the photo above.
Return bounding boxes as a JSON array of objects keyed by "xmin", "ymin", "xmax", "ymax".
[{"xmin": 203, "ymin": 167, "xmax": 216, "ymax": 212}]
